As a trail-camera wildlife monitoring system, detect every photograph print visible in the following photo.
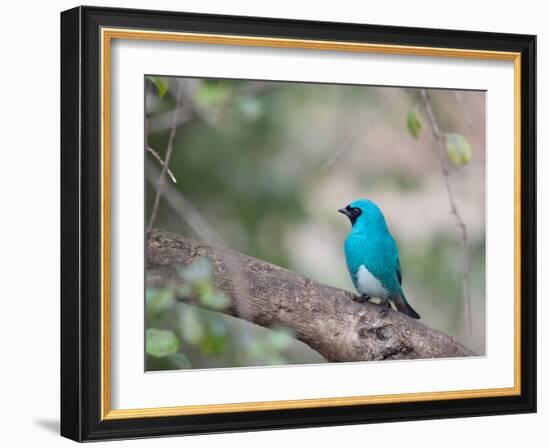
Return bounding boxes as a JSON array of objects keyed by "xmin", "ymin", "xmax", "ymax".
[{"xmin": 144, "ymin": 76, "xmax": 485, "ymax": 371}]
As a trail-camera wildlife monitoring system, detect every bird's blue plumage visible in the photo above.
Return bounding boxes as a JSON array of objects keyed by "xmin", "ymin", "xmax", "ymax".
[{"xmin": 339, "ymin": 199, "xmax": 420, "ymax": 319}]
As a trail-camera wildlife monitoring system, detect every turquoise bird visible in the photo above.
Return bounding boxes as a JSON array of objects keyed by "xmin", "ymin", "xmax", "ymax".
[{"xmin": 338, "ymin": 199, "xmax": 420, "ymax": 319}]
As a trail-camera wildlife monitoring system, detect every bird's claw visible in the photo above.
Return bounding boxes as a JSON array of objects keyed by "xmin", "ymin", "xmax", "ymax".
[
  {"xmin": 353, "ymin": 294, "xmax": 371, "ymax": 303},
  {"xmin": 378, "ymin": 300, "xmax": 391, "ymax": 318}
]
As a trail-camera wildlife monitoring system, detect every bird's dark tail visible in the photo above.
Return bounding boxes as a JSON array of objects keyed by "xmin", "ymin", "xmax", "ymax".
[{"xmin": 393, "ymin": 293, "xmax": 421, "ymax": 319}]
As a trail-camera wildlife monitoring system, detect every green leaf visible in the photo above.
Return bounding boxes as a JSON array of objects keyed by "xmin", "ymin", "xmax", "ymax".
[
  {"xmin": 147, "ymin": 76, "xmax": 168, "ymax": 98},
  {"xmin": 199, "ymin": 290, "xmax": 230, "ymax": 311},
  {"xmin": 145, "ymin": 328, "xmax": 179, "ymax": 358},
  {"xmin": 146, "ymin": 352, "xmax": 191, "ymax": 370},
  {"xmin": 445, "ymin": 133, "xmax": 472, "ymax": 165},
  {"xmin": 167, "ymin": 352, "xmax": 191, "ymax": 369},
  {"xmin": 195, "ymin": 81, "xmax": 232, "ymax": 108},
  {"xmin": 200, "ymin": 317, "xmax": 228, "ymax": 355},
  {"xmin": 407, "ymin": 108, "xmax": 422, "ymax": 138},
  {"xmin": 180, "ymin": 258, "xmax": 213, "ymax": 284},
  {"xmin": 145, "ymin": 288, "xmax": 175, "ymax": 316},
  {"xmin": 180, "ymin": 306, "xmax": 204, "ymax": 344}
]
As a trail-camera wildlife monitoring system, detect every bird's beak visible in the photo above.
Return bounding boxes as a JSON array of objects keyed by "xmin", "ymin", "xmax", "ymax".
[{"xmin": 338, "ymin": 207, "xmax": 351, "ymax": 218}]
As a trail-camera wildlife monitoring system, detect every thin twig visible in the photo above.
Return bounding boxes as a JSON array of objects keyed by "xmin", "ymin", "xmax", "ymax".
[
  {"xmin": 145, "ymin": 159, "xmax": 225, "ymax": 246},
  {"xmin": 145, "ymin": 162, "xmax": 256, "ymax": 338},
  {"xmin": 147, "ymin": 106, "xmax": 193, "ymax": 133},
  {"xmin": 146, "ymin": 83, "xmax": 184, "ymax": 237},
  {"xmin": 420, "ymin": 89, "xmax": 472, "ymax": 335},
  {"xmin": 323, "ymin": 95, "xmax": 394, "ymax": 171},
  {"xmin": 144, "ymin": 79, "xmax": 271, "ymax": 343},
  {"xmin": 146, "ymin": 146, "xmax": 177, "ymax": 183}
]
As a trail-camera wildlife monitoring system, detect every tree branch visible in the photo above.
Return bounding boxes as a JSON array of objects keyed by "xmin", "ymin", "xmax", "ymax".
[
  {"xmin": 146, "ymin": 229, "xmax": 475, "ymax": 362},
  {"xmin": 146, "ymin": 83, "xmax": 184, "ymax": 237},
  {"xmin": 420, "ymin": 89, "xmax": 472, "ymax": 335},
  {"xmin": 322, "ymin": 95, "xmax": 394, "ymax": 171},
  {"xmin": 146, "ymin": 145, "xmax": 177, "ymax": 184}
]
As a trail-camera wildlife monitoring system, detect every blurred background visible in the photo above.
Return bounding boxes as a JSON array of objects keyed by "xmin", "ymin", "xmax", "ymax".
[{"xmin": 144, "ymin": 76, "xmax": 486, "ymax": 371}]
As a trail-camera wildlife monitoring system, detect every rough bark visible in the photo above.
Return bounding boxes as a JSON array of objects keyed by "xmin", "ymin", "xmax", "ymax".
[{"xmin": 146, "ymin": 229, "xmax": 475, "ymax": 362}]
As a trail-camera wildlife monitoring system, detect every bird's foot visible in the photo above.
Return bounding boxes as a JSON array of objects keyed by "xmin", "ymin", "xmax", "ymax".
[
  {"xmin": 353, "ymin": 294, "xmax": 371, "ymax": 303},
  {"xmin": 378, "ymin": 299, "xmax": 391, "ymax": 318}
]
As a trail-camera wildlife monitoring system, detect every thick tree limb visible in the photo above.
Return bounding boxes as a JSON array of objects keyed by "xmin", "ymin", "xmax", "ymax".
[{"xmin": 146, "ymin": 229, "xmax": 475, "ymax": 362}]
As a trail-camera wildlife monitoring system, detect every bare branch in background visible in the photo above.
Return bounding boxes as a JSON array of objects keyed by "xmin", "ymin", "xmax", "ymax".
[
  {"xmin": 147, "ymin": 229, "xmax": 476, "ymax": 361},
  {"xmin": 145, "ymin": 160, "xmax": 225, "ymax": 247},
  {"xmin": 147, "ymin": 107, "xmax": 193, "ymax": 133},
  {"xmin": 146, "ymin": 146, "xmax": 177, "ymax": 184},
  {"xmin": 146, "ymin": 160, "xmax": 257, "ymax": 343},
  {"xmin": 420, "ymin": 89, "xmax": 472, "ymax": 335},
  {"xmin": 323, "ymin": 95, "xmax": 394, "ymax": 171},
  {"xmin": 146, "ymin": 77, "xmax": 262, "ymax": 344},
  {"xmin": 146, "ymin": 82, "xmax": 184, "ymax": 237}
]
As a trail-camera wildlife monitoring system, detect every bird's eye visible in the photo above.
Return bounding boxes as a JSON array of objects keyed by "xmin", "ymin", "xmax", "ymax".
[{"xmin": 351, "ymin": 207, "xmax": 361, "ymax": 217}]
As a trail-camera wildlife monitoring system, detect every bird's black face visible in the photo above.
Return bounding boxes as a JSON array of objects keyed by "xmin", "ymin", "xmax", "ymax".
[{"xmin": 338, "ymin": 205, "xmax": 362, "ymax": 226}]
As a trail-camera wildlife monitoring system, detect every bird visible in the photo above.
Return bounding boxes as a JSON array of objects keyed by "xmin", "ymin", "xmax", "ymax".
[{"xmin": 338, "ymin": 198, "xmax": 420, "ymax": 319}]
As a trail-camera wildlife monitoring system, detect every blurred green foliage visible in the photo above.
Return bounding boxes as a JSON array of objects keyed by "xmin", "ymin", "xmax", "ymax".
[
  {"xmin": 445, "ymin": 132, "xmax": 473, "ymax": 165},
  {"xmin": 146, "ymin": 257, "xmax": 312, "ymax": 370},
  {"xmin": 146, "ymin": 328, "xmax": 179, "ymax": 358},
  {"xmin": 146, "ymin": 76, "xmax": 169, "ymax": 98},
  {"xmin": 406, "ymin": 107, "xmax": 422, "ymax": 138},
  {"xmin": 145, "ymin": 76, "xmax": 486, "ymax": 369}
]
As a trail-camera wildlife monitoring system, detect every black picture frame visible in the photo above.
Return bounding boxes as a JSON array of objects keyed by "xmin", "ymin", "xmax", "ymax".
[{"xmin": 61, "ymin": 5, "xmax": 536, "ymax": 442}]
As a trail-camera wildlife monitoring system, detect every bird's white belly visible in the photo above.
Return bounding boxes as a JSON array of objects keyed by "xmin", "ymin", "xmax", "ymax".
[{"xmin": 357, "ymin": 265, "xmax": 389, "ymax": 299}]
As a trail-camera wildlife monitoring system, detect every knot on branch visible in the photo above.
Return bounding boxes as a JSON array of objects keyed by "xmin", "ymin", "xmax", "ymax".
[
  {"xmin": 146, "ymin": 229, "xmax": 476, "ymax": 362},
  {"xmin": 357, "ymin": 322, "xmax": 414, "ymax": 360}
]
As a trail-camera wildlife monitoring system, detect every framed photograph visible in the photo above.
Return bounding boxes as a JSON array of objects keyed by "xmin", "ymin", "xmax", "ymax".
[{"xmin": 60, "ymin": 6, "xmax": 536, "ymax": 441}]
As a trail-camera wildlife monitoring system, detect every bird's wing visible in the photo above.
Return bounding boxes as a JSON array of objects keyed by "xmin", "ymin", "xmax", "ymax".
[
  {"xmin": 374, "ymin": 235, "xmax": 403, "ymax": 293},
  {"xmin": 345, "ymin": 233, "xmax": 402, "ymax": 293},
  {"xmin": 395, "ymin": 254, "xmax": 402, "ymax": 285},
  {"xmin": 390, "ymin": 236, "xmax": 403, "ymax": 286}
]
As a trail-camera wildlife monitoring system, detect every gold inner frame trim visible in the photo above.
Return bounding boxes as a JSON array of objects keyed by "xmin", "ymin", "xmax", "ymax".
[{"xmin": 100, "ymin": 27, "xmax": 522, "ymax": 420}]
